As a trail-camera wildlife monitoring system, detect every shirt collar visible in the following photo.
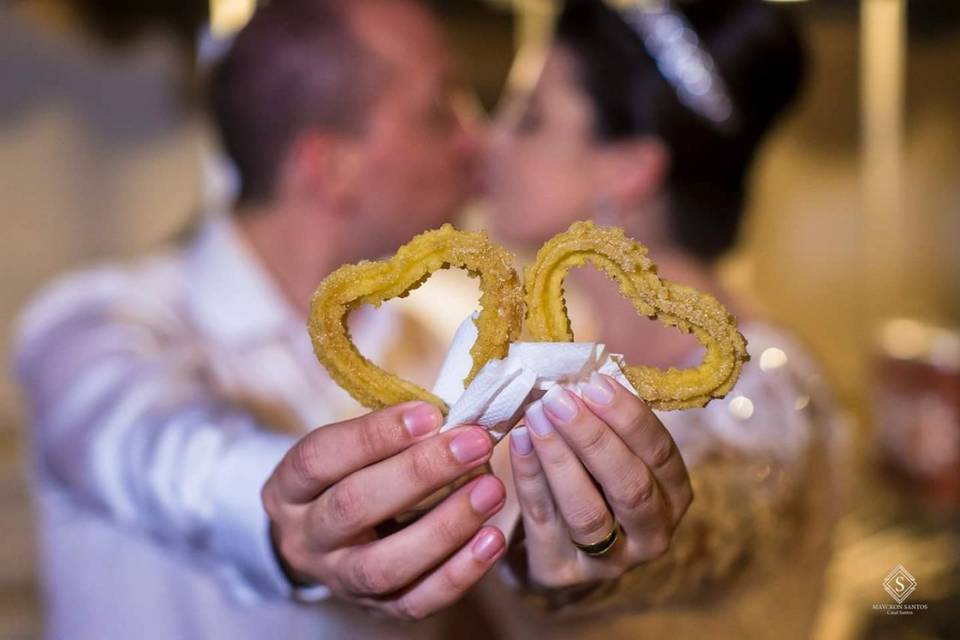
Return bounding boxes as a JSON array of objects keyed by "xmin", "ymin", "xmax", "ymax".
[{"xmin": 185, "ymin": 213, "xmax": 298, "ymax": 344}]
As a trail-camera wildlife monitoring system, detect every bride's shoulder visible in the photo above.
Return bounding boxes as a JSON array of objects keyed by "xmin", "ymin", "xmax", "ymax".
[{"xmin": 660, "ymin": 318, "xmax": 844, "ymax": 466}]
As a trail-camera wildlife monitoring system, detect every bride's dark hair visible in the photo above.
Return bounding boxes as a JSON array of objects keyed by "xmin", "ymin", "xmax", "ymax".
[{"xmin": 557, "ymin": 0, "xmax": 806, "ymax": 261}]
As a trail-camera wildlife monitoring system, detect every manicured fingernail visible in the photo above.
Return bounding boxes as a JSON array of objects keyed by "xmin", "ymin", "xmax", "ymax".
[
  {"xmin": 450, "ymin": 428, "xmax": 492, "ymax": 464},
  {"xmin": 581, "ymin": 372, "xmax": 615, "ymax": 406},
  {"xmin": 469, "ymin": 476, "xmax": 504, "ymax": 513},
  {"xmin": 402, "ymin": 403, "xmax": 440, "ymax": 438},
  {"xmin": 510, "ymin": 427, "xmax": 533, "ymax": 456},
  {"xmin": 524, "ymin": 401, "xmax": 554, "ymax": 437},
  {"xmin": 471, "ymin": 529, "xmax": 504, "ymax": 562},
  {"xmin": 543, "ymin": 385, "xmax": 578, "ymax": 423}
]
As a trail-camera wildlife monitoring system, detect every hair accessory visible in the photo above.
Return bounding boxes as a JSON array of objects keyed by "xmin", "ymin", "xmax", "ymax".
[{"xmin": 618, "ymin": 0, "xmax": 740, "ymax": 133}]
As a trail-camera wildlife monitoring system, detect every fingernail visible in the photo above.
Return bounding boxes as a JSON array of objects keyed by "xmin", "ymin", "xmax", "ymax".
[
  {"xmin": 469, "ymin": 476, "xmax": 504, "ymax": 513},
  {"xmin": 524, "ymin": 401, "xmax": 554, "ymax": 437},
  {"xmin": 471, "ymin": 529, "xmax": 504, "ymax": 562},
  {"xmin": 581, "ymin": 372, "xmax": 615, "ymax": 406},
  {"xmin": 542, "ymin": 385, "xmax": 578, "ymax": 423},
  {"xmin": 510, "ymin": 427, "xmax": 533, "ymax": 456},
  {"xmin": 402, "ymin": 403, "xmax": 440, "ymax": 438},
  {"xmin": 450, "ymin": 428, "xmax": 492, "ymax": 464}
]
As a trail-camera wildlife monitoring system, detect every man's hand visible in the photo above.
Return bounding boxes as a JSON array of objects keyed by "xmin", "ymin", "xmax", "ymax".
[
  {"xmin": 509, "ymin": 374, "xmax": 693, "ymax": 590},
  {"xmin": 262, "ymin": 402, "xmax": 506, "ymax": 621}
]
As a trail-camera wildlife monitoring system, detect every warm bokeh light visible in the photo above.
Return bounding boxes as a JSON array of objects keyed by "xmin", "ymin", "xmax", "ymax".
[
  {"xmin": 759, "ymin": 347, "xmax": 789, "ymax": 372},
  {"xmin": 209, "ymin": 0, "xmax": 255, "ymax": 38},
  {"xmin": 729, "ymin": 395, "xmax": 756, "ymax": 421}
]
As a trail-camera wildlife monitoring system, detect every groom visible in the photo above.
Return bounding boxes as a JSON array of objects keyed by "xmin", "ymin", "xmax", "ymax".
[{"xmin": 15, "ymin": 1, "xmax": 691, "ymax": 638}]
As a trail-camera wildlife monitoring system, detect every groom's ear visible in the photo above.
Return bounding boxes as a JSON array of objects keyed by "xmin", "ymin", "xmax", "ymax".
[
  {"xmin": 279, "ymin": 128, "xmax": 365, "ymax": 216},
  {"xmin": 597, "ymin": 137, "xmax": 671, "ymax": 211}
]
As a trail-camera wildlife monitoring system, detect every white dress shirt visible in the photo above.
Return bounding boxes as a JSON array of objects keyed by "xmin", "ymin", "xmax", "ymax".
[{"xmin": 14, "ymin": 215, "xmax": 452, "ymax": 640}]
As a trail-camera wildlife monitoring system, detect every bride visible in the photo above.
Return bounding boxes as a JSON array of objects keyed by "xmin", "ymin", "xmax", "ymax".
[{"xmin": 476, "ymin": 0, "xmax": 844, "ymax": 637}]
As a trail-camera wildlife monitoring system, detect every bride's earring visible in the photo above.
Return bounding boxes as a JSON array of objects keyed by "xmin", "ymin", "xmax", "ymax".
[{"xmin": 591, "ymin": 195, "xmax": 621, "ymax": 227}]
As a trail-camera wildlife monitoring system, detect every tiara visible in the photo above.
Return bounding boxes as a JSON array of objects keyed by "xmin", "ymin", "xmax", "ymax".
[{"xmin": 617, "ymin": 0, "xmax": 740, "ymax": 133}]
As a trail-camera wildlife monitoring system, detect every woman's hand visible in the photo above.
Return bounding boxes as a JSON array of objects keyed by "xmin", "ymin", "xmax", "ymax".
[{"xmin": 509, "ymin": 373, "xmax": 693, "ymax": 590}]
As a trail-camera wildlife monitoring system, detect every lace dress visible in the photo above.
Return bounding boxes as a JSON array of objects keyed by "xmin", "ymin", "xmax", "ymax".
[{"xmin": 472, "ymin": 320, "xmax": 846, "ymax": 640}]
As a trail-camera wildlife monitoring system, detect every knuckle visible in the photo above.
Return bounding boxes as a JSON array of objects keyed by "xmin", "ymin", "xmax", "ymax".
[
  {"xmin": 514, "ymin": 461, "xmax": 543, "ymax": 483},
  {"xmin": 611, "ymin": 471, "xmax": 655, "ymax": 512},
  {"xmin": 623, "ymin": 412, "xmax": 649, "ymax": 440},
  {"xmin": 261, "ymin": 483, "xmax": 280, "ymax": 518},
  {"xmin": 405, "ymin": 444, "xmax": 442, "ymax": 488},
  {"xmin": 349, "ymin": 555, "xmax": 395, "ymax": 596},
  {"xmin": 537, "ymin": 444, "xmax": 574, "ymax": 469},
  {"xmin": 429, "ymin": 514, "xmax": 466, "ymax": 550},
  {"xmin": 356, "ymin": 421, "xmax": 392, "ymax": 461},
  {"xmin": 647, "ymin": 437, "xmax": 675, "ymax": 470},
  {"xmin": 392, "ymin": 596, "xmax": 429, "ymax": 622},
  {"xmin": 326, "ymin": 482, "xmax": 367, "ymax": 531},
  {"xmin": 290, "ymin": 437, "xmax": 321, "ymax": 485},
  {"xmin": 437, "ymin": 562, "xmax": 470, "ymax": 596},
  {"xmin": 532, "ymin": 565, "xmax": 581, "ymax": 590},
  {"xmin": 673, "ymin": 486, "xmax": 694, "ymax": 521},
  {"xmin": 576, "ymin": 425, "xmax": 609, "ymax": 458},
  {"xmin": 645, "ymin": 530, "xmax": 671, "ymax": 560},
  {"xmin": 525, "ymin": 497, "xmax": 557, "ymax": 526},
  {"xmin": 513, "ymin": 450, "xmax": 546, "ymax": 484},
  {"xmin": 567, "ymin": 504, "xmax": 612, "ymax": 540},
  {"xmin": 275, "ymin": 532, "xmax": 312, "ymax": 578},
  {"xmin": 274, "ymin": 534, "xmax": 297, "ymax": 567}
]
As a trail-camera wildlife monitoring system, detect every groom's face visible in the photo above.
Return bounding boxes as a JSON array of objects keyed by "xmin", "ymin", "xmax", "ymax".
[{"xmin": 346, "ymin": 0, "xmax": 481, "ymax": 253}]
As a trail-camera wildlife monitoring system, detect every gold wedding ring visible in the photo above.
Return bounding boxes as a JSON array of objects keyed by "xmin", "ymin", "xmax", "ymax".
[{"xmin": 571, "ymin": 523, "xmax": 621, "ymax": 557}]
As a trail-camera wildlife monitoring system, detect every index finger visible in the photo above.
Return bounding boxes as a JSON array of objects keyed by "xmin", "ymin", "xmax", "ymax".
[
  {"xmin": 579, "ymin": 374, "xmax": 692, "ymax": 521},
  {"xmin": 270, "ymin": 402, "xmax": 442, "ymax": 504}
]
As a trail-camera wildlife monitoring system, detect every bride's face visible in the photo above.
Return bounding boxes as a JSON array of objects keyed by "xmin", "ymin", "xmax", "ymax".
[{"xmin": 485, "ymin": 46, "xmax": 606, "ymax": 247}]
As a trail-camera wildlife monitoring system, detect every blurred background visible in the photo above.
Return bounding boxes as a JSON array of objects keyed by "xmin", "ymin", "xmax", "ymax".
[{"xmin": 1, "ymin": 0, "xmax": 958, "ymax": 637}]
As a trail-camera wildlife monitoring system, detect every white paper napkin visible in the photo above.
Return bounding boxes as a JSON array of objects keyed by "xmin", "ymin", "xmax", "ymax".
[{"xmin": 434, "ymin": 314, "xmax": 638, "ymax": 441}]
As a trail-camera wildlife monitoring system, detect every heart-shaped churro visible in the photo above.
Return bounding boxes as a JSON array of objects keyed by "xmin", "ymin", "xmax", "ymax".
[
  {"xmin": 524, "ymin": 221, "xmax": 749, "ymax": 410},
  {"xmin": 308, "ymin": 224, "xmax": 524, "ymax": 414}
]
